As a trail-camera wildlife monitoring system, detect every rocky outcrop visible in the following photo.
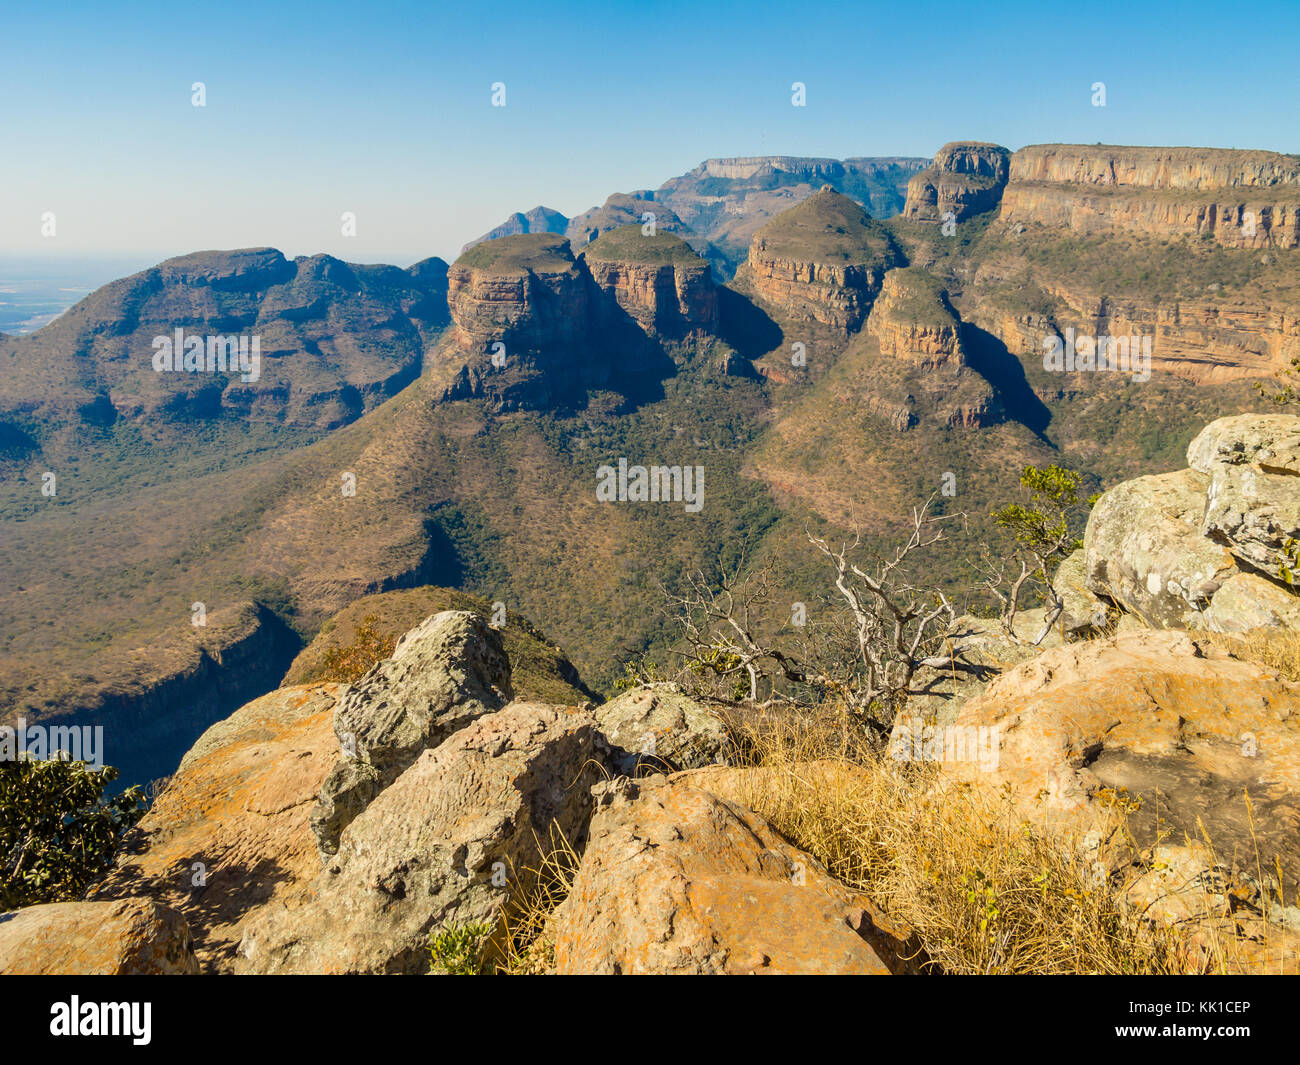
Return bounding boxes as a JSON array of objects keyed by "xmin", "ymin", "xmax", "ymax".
[
  {"xmin": 1000, "ymin": 145, "xmax": 1300, "ymax": 248},
  {"xmin": 552, "ymin": 775, "xmax": 915, "ymax": 974},
  {"xmin": 942, "ymin": 629, "xmax": 1300, "ymax": 961},
  {"xmin": 311, "ymin": 611, "xmax": 513, "ymax": 854},
  {"xmin": 237, "ymin": 700, "xmax": 606, "ymax": 974},
  {"xmin": 868, "ymin": 268, "xmax": 962, "ymax": 368},
  {"xmin": 862, "ymin": 268, "xmax": 1000, "ymax": 428},
  {"xmin": 735, "ymin": 188, "xmax": 903, "ymax": 333},
  {"xmin": 446, "ymin": 234, "xmax": 589, "ymax": 354},
  {"xmin": 581, "ymin": 228, "xmax": 719, "ymax": 337},
  {"xmin": 0, "ymin": 899, "xmax": 200, "ymax": 975},
  {"xmin": 1083, "ymin": 414, "xmax": 1300, "ymax": 630},
  {"xmin": 89, "ymin": 684, "xmax": 342, "ymax": 972},
  {"xmin": 439, "ymin": 233, "xmax": 599, "ymax": 407},
  {"xmin": 595, "ymin": 685, "xmax": 732, "ymax": 773},
  {"xmin": 902, "ymin": 142, "xmax": 1011, "ymax": 222},
  {"xmin": 1191, "ymin": 413, "xmax": 1300, "ymax": 573}
]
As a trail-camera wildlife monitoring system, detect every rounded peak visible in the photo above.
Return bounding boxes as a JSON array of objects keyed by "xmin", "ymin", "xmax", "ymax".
[
  {"xmin": 753, "ymin": 189, "xmax": 898, "ymax": 265},
  {"xmin": 453, "ymin": 232, "xmax": 575, "ymax": 273},
  {"xmin": 581, "ymin": 225, "xmax": 704, "ymax": 265}
]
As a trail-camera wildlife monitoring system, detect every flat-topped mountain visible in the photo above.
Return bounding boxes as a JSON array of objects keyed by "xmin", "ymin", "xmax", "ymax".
[
  {"xmin": 1000, "ymin": 144, "xmax": 1300, "ymax": 249},
  {"xmin": 581, "ymin": 226, "xmax": 718, "ymax": 337}
]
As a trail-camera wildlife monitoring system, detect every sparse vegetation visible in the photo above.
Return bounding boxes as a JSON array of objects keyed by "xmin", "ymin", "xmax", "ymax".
[{"xmin": 316, "ymin": 615, "xmax": 397, "ymax": 684}]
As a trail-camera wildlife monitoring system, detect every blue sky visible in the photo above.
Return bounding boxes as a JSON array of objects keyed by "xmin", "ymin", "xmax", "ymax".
[{"xmin": 2, "ymin": 0, "xmax": 1297, "ymax": 265}]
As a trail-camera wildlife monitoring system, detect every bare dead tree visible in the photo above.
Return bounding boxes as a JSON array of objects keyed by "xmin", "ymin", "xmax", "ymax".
[
  {"xmin": 806, "ymin": 496, "xmax": 967, "ymax": 727},
  {"xmin": 659, "ymin": 557, "xmax": 812, "ymax": 703},
  {"xmin": 658, "ymin": 496, "xmax": 973, "ymax": 740}
]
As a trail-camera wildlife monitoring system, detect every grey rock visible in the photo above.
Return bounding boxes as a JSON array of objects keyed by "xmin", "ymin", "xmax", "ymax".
[
  {"xmin": 596, "ymin": 685, "xmax": 733, "ymax": 773},
  {"xmin": 237, "ymin": 701, "xmax": 606, "ymax": 974},
  {"xmin": 311, "ymin": 610, "xmax": 513, "ymax": 854},
  {"xmin": 1186, "ymin": 413, "xmax": 1300, "ymax": 476}
]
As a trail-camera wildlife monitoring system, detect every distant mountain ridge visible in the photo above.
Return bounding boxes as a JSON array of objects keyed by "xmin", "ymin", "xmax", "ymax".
[{"xmin": 464, "ymin": 154, "xmax": 930, "ymax": 277}]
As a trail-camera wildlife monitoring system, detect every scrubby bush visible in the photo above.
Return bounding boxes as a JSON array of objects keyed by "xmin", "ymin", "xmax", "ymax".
[{"xmin": 0, "ymin": 756, "xmax": 145, "ymax": 909}]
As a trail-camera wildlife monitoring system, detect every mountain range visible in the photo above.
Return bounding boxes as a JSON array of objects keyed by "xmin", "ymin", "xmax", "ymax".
[{"xmin": 1, "ymin": 142, "xmax": 1293, "ymax": 787}]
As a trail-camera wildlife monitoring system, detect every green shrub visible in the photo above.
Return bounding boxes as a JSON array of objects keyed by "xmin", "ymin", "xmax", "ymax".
[
  {"xmin": 0, "ymin": 756, "xmax": 145, "ymax": 909},
  {"xmin": 429, "ymin": 921, "xmax": 495, "ymax": 975}
]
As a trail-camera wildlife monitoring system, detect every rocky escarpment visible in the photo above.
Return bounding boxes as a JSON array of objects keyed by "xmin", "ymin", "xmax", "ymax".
[
  {"xmin": 902, "ymin": 142, "xmax": 1011, "ymax": 222},
  {"xmin": 863, "ymin": 267, "xmax": 1000, "ymax": 429},
  {"xmin": 735, "ymin": 187, "xmax": 904, "ymax": 334},
  {"xmin": 581, "ymin": 227, "xmax": 718, "ymax": 338},
  {"xmin": 0, "ymin": 248, "xmax": 450, "ymax": 441},
  {"xmin": 1000, "ymin": 145, "xmax": 1300, "ymax": 248},
  {"xmin": 439, "ymin": 229, "xmax": 722, "ymax": 407},
  {"xmin": 1082, "ymin": 414, "xmax": 1300, "ymax": 631},
  {"xmin": 440, "ymin": 234, "xmax": 596, "ymax": 408}
]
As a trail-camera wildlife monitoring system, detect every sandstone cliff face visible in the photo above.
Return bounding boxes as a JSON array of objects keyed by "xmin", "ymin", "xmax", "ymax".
[
  {"xmin": 868, "ymin": 268, "xmax": 963, "ymax": 369},
  {"xmin": 864, "ymin": 268, "xmax": 999, "ymax": 429},
  {"xmin": 902, "ymin": 142, "xmax": 1011, "ymax": 222},
  {"xmin": 742, "ymin": 252, "xmax": 882, "ymax": 332},
  {"xmin": 1001, "ymin": 145, "xmax": 1300, "ymax": 248},
  {"xmin": 961, "ymin": 270, "xmax": 1300, "ymax": 383},
  {"xmin": 580, "ymin": 230, "xmax": 719, "ymax": 338},
  {"xmin": 1010, "ymin": 144, "xmax": 1300, "ymax": 190},
  {"xmin": 446, "ymin": 237, "xmax": 590, "ymax": 356},
  {"xmin": 440, "ymin": 234, "xmax": 595, "ymax": 407},
  {"xmin": 584, "ymin": 259, "xmax": 717, "ymax": 337}
]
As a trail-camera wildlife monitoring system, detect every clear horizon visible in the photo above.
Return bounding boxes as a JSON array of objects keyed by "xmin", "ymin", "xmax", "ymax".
[{"xmin": 4, "ymin": 0, "xmax": 1298, "ymax": 264}]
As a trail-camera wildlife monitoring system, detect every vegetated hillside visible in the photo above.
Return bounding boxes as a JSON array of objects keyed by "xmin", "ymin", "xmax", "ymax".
[
  {"xmin": 0, "ymin": 248, "xmax": 451, "ymax": 509},
  {"xmin": 1, "ymin": 140, "xmax": 1291, "ymax": 791}
]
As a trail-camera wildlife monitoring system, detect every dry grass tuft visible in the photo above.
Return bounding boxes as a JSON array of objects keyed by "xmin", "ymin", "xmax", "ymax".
[
  {"xmin": 721, "ymin": 705, "xmax": 1188, "ymax": 974},
  {"xmin": 1204, "ymin": 627, "xmax": 1300, "ymax": 682}
]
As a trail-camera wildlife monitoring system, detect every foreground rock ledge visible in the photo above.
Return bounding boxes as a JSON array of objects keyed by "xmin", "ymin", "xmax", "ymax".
[
  {"xmin": 553, "ymin": 775, "xmax": 917, "ymax": 975},
  {"xmin": 0, "ymin": 899, "xmax": 200, "ymax": 975}
]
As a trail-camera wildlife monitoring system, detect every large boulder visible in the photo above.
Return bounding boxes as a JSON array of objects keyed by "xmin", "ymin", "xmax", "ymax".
[
  {"xmin": 236, "ymin": 701, "xmax": 606, "ymax": 974},
  {"xmin": 942, "ymin": 631, "xmax": 1300, "ymax": 885},
  {"xmin": 595, "ymin": 685, "xmax": 732, "ymax": 773},
  {"xmin": 1123, "ymin": 842, "xmax": 1300, "ymax": 975},
  {"xmin": 0, "ymin": 899, "xmax": 199, "ymax": 975},
  {"xmin": 311, "ymin": 611, "xmax": 513, "ymax": 853},
  {"xmin": 1190, "ymin": 414, "xmax": 1300, "ymax": 576},
  {"xmin": 1083, "ymin": 414, "xmax": 1300, "ymax": 632},
  {"xmin": 552, "ymin": 775, "xmax": 917, "ymax": 974},
  {"xmin": 90, "ymin": 684, "xmax": 343, "ymax": 972}
]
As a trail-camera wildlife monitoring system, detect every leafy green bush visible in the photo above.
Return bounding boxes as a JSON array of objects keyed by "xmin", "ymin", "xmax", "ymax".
[
  {"xmin": 0, "ymin": 756, "xmax": 145, "ymax": 909},
  {"xmin": 429, "ymin": 921, "xmax": 495, "ymax": 975}
]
